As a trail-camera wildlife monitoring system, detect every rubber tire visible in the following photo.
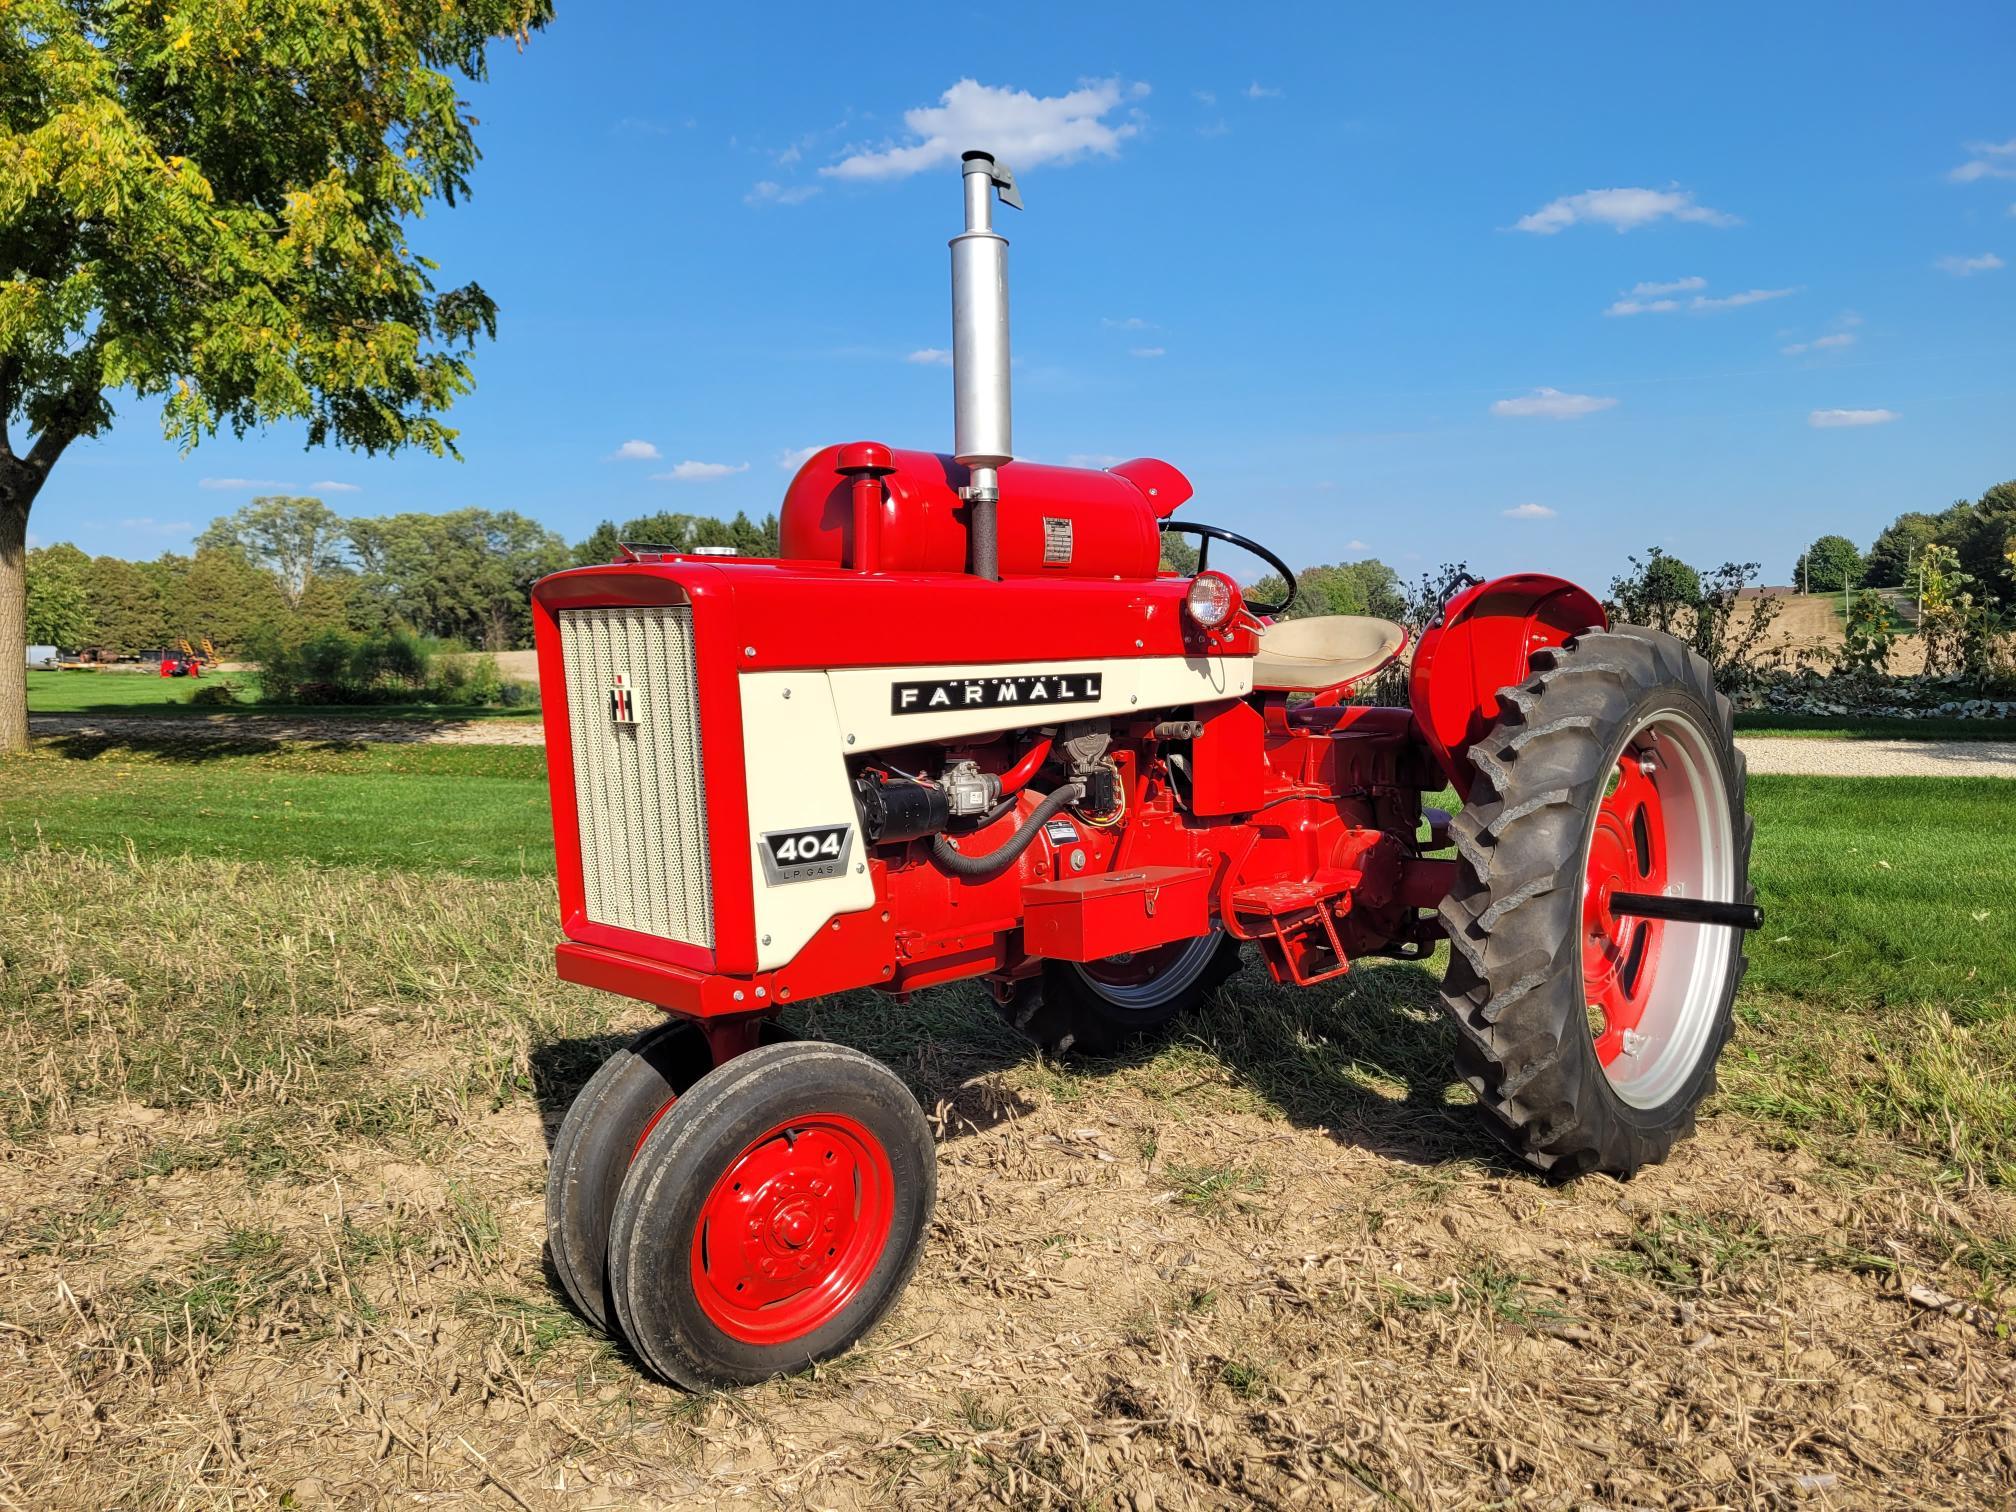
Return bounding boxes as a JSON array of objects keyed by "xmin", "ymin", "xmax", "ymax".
[
  {"xmin": 1012, "ymin": 931, "xmax": 1243, "ymax": 1055},
  {"xmin": 607, "ymin": 1041, "xmax": 937, "ymax": 1389},
  {"xmin": 1437, "ymin": 624, "xmax": 1753, "ymax": 1178},
  {"xmin": 545, "ymin": 1021, "xmax": 713, "ymax": 1334}
]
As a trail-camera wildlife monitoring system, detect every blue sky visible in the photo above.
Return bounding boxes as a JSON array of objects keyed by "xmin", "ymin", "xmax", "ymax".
[{"xmin": 40, "ymin": 3, "xmax": 2016, "ymax": 591}]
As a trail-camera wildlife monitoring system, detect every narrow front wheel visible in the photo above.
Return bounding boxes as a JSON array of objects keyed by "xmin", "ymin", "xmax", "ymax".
[{"xmin": 607, "ymin": 1042, "xmax": 936, "ymax": 1388}]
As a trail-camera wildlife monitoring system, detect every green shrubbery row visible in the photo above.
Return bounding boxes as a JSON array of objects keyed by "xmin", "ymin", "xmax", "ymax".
[{"xmin": 248, "ymin": 625, "xmax": 537, "ymax": 708}]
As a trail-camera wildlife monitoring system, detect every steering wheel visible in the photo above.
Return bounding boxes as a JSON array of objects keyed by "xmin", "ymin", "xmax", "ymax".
[{"xmin": 1158, "ymin": 520, "xmax": 1298, "ymax": 617}]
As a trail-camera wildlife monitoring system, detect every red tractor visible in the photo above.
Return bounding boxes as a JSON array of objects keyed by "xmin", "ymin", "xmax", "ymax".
[{"xmin": 533, "ymin": 151, "xmax": 1761, "ymax": 1387}]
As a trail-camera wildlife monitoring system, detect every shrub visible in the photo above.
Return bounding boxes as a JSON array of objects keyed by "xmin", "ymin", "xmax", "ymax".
[
  {"xmin": 248, "ymin": 625, "xmax": 519, "ymax": 706},
  {"xmin": 188, "ymin": 682, "xmax": 240, "ymax": 706}
]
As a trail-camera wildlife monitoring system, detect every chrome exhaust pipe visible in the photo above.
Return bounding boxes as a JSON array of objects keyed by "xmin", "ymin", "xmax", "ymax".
[{"xmin": 950, "ymin": 150, "xmax": 1020, "ymax": 580}]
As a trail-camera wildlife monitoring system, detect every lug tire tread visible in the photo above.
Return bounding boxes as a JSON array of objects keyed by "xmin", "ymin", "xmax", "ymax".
[{"xmin": 1436, "ymin": 624, "xmax": 1753, "ymax": 1178}]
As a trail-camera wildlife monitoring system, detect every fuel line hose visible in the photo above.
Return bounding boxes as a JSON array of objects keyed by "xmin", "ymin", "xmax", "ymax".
[{"xmin": 929, "ymin": 782, "xmax": 1085, "ymax": 881}]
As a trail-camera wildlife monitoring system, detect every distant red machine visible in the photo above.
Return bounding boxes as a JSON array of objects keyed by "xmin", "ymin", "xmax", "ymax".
[{"xmin": 533, "ymin": 151, "xmax": 1761, "ymax": 1388}]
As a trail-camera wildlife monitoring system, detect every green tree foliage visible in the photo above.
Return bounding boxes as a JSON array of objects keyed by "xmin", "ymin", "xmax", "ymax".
[
  {"xmin": 85, "ymin": 554, "xmax": 169, "ymax": 655},
  {"xmin": 1864, "ymin": 513, "xmax": 1938, "ymax": 588},
  {"xmin": 1610, "ymin": 548, "xmax": 1780, "ymax": 692},
  {"xmin": 198, "ymin": 497, "xmax": 350, "ymax": 608},
  {"xmin": 1608, "ymin": 549, "xmax": 1701, "ymax": 633},
  {"xmin": 571, "ymin": 511, "xmax": 781, "ymax": 567},
  {"xmin": 1244, "ymin": 560, "xmax": 1404, "ymax": 621},
  {"xmin": 0, "ymin": 0, "xmax": 549, "ymax": 747},
  {"xmin": 24, "ymin": 543, "xmax": 93, "ymax": 646},
  {"xmin": 350, "ymin": 509, "xmax": 568, "ymax": 649},
  {"xmin": 1935, "ymin": 482, "xmax": 2016, "ymax": 605},
  {"xmin": 153, "ymin": 547, "xmax": 289, "ymax": 654},
  {"xmin": 1794, "ymin": 534, "xmax": 1864, "ymax": 592}
]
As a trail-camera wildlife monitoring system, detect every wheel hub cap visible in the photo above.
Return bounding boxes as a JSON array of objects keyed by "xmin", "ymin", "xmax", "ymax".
[{"xmin": 692, "ymin": 1115, "xmax": 895, "ymax": 1345}]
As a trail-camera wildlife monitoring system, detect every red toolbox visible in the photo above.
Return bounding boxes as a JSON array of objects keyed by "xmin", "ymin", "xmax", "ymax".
[{"xmin": 1020, "ymin": 865, "xmax": 1213, "ymax": 962}]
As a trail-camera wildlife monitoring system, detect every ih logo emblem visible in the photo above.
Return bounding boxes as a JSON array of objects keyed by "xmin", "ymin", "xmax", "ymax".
[{"xmin": 608, "ymin": 673, "xmax": 640, "ymax": 726}]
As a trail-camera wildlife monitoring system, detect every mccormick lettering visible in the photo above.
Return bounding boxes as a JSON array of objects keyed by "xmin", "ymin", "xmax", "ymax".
[{"xmin": 891, "ymin": 672, "xmax": 1104, "ymax": 715}]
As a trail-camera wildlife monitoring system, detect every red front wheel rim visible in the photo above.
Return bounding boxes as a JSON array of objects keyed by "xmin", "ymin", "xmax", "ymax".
[
  {"xmin": 1583, "ymin": 748, "xmax": 1668, "ymax": 1067},
  {"xmin": 690, "ymin": 1114, "xmax": 895, "ymax": 1346}
]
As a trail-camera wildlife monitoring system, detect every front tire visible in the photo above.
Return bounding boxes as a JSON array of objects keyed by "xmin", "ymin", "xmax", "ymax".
[
  {"xmin": 607, "ymin": 1042, "xmax": 936, "ymax": 1388},
  {"xmin": 1437, "ymin": 625, "xmax": 1752, "ymax": 1178},
  {"xmin": 545, "ymin": 1021, "xmax": 713, "ymax": 1333}
]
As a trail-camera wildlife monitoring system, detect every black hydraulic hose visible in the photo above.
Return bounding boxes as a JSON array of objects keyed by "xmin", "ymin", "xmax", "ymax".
[{"xmin": 930, "ymin": 783, "xmax": 1084, "ymax": 880}]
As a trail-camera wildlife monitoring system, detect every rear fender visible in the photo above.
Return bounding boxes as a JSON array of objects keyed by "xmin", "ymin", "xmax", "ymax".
[{"xmin": 1408, "ymin": 573, "xmax": 1607, "ymax": 799}]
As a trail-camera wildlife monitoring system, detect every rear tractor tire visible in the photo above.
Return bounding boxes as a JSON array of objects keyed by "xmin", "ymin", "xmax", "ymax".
[
  {"xmin": 607, "ymin": 1042, "xmax": 937, "ymax": 1388},
  {"xmin": 1009, "ymin": 930, "xmax": 1243, "ymax": 1055},
  {"xmin": 1437, "ymin": 625, "xmax": 1753, "ymax": 1178}
]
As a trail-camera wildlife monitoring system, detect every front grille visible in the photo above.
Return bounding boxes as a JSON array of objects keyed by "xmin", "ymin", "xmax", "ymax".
[{"xmin": 557, "ymin": 606, "xmax": 713, "ymax": 947}]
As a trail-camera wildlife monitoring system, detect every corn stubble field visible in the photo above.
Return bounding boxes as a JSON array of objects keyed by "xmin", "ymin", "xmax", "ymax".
[{"xmin": 1, "ymin": 744, "xmax": 2013, "ymax": 1509}]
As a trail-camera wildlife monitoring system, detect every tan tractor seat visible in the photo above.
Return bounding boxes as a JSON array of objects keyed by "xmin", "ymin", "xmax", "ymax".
[{"xmin": 1251, "ymin": 615, "xmax": 1407, "ymax": 692}]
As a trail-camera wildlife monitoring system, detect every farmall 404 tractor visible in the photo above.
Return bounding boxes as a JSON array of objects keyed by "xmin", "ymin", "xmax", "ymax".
[{"xmin": 533, "ymin": 151, "xmax": 1763, "ymax": 1387}]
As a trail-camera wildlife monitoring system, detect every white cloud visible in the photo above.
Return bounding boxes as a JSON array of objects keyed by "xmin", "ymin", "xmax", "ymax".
[
  {"xmin": 1130, "ymin": 345, "xmax": 1166, "ymax": 358},
  {"xmin": 1781, "ymin": 332, "xmax": 1857, "ymax": 356},
  {"xmin": 1102, "ymin": 315, "xmax": 1156, "ymax": 330},
  {"xmin": 823, "ymin": 78, "xmax": 1142, "ymax": 181},
  {"xmin": 1502, "ymin": 503, "xmax": 1558, "ymax": 520},
  {"xmin": 1809, "ymin": 408, "xmax": 1899, "ymax": 428},
  {"xmin": 1936, "ymin": 252, "xmax": 2005, "ymax": 276},
  {"xmin": 1625, "ymin": 276, "xmax": 1707, "ymax": 297},
  {"xmin": 1192, "ymin": 89, "xmax": 1217, "ymax": 107},
  {"xmin": 1489, "ymin": 387, "xmax": 1618, "ymax": 420},
  {"xmin": 777, "ymin": 445, "xmax": 822, "ymax": 470},
  {"xmin": 906, "ymin": 348, "xmax": 953, "ymax": 366},
  {"xmin": 608, "ymin": 439, "xmax": 661, "ymax": 461},
  {"xmin": 1948, "ymin": 139, "xmax": 2016, "ymax": 183},
  {"xmin": 1693, "ymin": 286, "xmax": 1797, "ymax": 310},
  {"xmin": 309, "ymin": 480, "xmax": 361, "ymax": 494},
  {"xmin": 1245, "ymin": 82, "xmax": 1283, "ymax": 99},
  {"xmin": 1606, "ymin": 282, "xmax": 1795, "ymax": 315},
  {"xmin": 118, "ymin": 516, "xmax": 195, "ymax": 533},
  {"xmin": 1346, "ymin": 538, "xmax": 1371, "ymax": 551},
  {"xmin": 745, "ymin": 179, "xmax": 819, "ymax": 207},
  {"xmin": 1515, "ymin": 187, "xmax": 1737, "ymax": 235},
  {"xmin": 1065, "ymin": 453, "xmax": 1125, "ymax": 468},
  {"xmin": 198, "ymin": 477, "xmax": 287, "ymax": 490},
  {"xmin": 652, "ymin": 460, "xmax": 751, "ymax": 481}
]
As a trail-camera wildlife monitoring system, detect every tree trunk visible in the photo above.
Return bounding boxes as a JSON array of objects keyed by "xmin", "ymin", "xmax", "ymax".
[{"xmin": 0, "ymin": 474, "xmax": 31, "ymax": 754}]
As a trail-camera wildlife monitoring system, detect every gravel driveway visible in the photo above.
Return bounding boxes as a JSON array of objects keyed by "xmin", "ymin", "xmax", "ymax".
[
  {"xmin": 1735, "ymin": 736, "xmax": 2016, "ymax": 778},
  {"xmin": 30, "ymin": 714, "xmax": 2016, "ymax": 776}
]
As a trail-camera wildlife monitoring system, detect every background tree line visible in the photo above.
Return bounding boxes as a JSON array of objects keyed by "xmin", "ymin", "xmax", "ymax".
[
  {"xmin": 23, "ymin": 497, "xmax": 783, "ymax": 657},
  {"xmin": 1794, "ymin": 478, "xmax": 2016, "ymax": 601}
]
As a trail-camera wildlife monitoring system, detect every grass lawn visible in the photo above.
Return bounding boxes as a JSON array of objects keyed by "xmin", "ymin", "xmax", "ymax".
[
  {"xmin": 0, "ymin": 740, "xmax": 552, "ymax": 875},
  {"xmin": 25, "ymin": 667, "xmax": 541, "ymax": 722},
  {"xmin": 1, "ymin": 737, "xmax": 2011, "ymax": 1505}
]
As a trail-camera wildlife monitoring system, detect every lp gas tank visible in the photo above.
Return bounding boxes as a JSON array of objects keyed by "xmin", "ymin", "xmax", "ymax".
[{"xmin": 778, "ymin": 445, "xmax": 1189, "ymax": 579}]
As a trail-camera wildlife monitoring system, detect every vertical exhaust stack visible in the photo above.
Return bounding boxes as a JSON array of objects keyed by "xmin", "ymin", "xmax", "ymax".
[{"xmin": 950, "ymin": 150, "xmax": 1021, "ymax": 580}]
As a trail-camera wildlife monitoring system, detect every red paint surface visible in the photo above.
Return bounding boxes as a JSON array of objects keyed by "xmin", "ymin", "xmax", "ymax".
[
  {"xmin": 1583, "ymin": 751, "xmax": 1669, "ymax": 1065},
  {"xmin": 1407, "ymin": 573, "xmax": 1607, "ymax": 799},
  {"xmin": 689, "ymin": 1113, "xmax": 895, "ymax": 1346},
  {"xmin": 779, "ymin": 445, "xmax": 1179, "ymax": 579}
]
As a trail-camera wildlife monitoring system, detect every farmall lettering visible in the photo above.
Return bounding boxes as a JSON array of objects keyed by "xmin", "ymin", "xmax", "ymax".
[
  {"xmin": 529, "ymin": 143, "xmax": 1763, "ymax": 1393},
  {"xmin": 891, "ymin": 671, "xmax": 1102, "ymax": 715}
]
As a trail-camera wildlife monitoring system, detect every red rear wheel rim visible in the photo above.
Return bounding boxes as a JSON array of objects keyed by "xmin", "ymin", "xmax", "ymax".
[
  {"xmin": 1583, "ymin": 748, "xmax": 1668, "ymax": 1067},
  {"xmin": 690, "ymin": 1114, "xmax": 895, "ymax": 1346}
]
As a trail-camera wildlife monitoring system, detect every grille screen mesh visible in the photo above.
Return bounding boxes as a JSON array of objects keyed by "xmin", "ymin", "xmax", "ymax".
[{"xmin": 557, "ymin": 606, "xmax": 713, "ymax": 946}]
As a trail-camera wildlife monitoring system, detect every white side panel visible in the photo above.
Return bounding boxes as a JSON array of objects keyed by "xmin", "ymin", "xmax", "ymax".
[
  {"xmin": 740, "ymin": 671, "xmax": 877, "ymax": 970},
  {"xmin": 826, "ymin": 655, "xmax": 1253, "ymax": 751}
]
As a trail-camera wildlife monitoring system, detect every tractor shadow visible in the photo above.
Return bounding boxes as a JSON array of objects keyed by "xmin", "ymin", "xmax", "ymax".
[{"xmin": 523, "ymin": 955, "xmax": 1513, "ymax": 1184}]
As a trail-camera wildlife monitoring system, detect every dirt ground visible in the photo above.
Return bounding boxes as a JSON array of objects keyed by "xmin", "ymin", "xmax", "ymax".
[{"xmin": 2, "ymin": 851, "xmax": 2011, "ymax": 1508}]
